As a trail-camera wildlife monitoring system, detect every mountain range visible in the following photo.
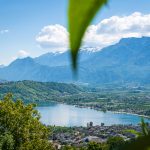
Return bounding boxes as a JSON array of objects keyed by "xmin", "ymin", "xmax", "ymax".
[{"xmin": 0, "ymin": 37, "xmax": 150, "ymax": 85}]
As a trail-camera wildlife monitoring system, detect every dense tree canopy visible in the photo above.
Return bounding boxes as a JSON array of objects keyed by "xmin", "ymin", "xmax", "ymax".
[{"xmin": 0, "ymin": 93, "xmax": 53, "ymax": 150}]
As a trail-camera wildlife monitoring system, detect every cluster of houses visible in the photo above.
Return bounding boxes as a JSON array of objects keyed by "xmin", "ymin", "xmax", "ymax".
[{"xmin": 51, "ymin": 123, "xmax": 143, "ymax": 149}]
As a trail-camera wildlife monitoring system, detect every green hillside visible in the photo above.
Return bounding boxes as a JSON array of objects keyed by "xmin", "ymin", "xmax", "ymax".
[{"xmin": 0, "ymin": 80, "xmax": 83, "ymax": 104}]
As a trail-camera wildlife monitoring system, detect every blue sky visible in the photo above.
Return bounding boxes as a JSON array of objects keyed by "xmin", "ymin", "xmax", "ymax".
[{"xmin": 0, "ymin": 0, "xmax": 150, "ymax": 65}]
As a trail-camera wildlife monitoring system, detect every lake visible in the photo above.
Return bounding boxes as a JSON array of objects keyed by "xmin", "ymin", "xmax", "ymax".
[{"xmin": 37, "ymin": 103, "xmax": 150, "ymax": 127}]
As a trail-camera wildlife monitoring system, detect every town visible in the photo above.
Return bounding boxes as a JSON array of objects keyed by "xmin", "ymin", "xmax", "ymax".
[{"xmin": 49, "ymin": 122, "xmax": 146, "ymax": 149}]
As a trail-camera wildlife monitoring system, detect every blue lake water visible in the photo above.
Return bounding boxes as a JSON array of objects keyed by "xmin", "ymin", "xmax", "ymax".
[{"xmin": 37, "ymin": 103, "xmax": 150, "ymax": 127}]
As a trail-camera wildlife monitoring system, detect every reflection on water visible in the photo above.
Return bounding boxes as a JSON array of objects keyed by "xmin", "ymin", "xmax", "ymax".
[{"xmin": 37, "ymin": 103, "xmax": 150, "ymax": 127}]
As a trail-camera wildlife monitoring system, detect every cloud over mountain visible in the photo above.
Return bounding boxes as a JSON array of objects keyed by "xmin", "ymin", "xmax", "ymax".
[
  {"xmin": 12, "ymin": 50, "xmax": 30, "ymax": 61},
  {"xmin": 36, "ymin": 24, "xmax": 68, "ymax": 52},
  {"xmin": 17, "ymin": 50, "xmax": 30, "ymax": 58},
  {"xmin": 84, "ymin": 12, "xmax": 150, "ymax": 49},
  {"xmin": 36, "ymin": 12, "xmax": 150, "ymax": 52}
]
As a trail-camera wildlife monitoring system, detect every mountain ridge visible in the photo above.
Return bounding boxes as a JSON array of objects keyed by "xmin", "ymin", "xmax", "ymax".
[{"xmin": 0, "ymin": 37, "xmax": 150, "ymax": 85}]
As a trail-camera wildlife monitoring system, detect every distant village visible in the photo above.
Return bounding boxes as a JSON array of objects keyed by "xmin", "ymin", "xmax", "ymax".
[{"xmin": 49, "ymin": 122, "xmax": 146, "ymax": 149}]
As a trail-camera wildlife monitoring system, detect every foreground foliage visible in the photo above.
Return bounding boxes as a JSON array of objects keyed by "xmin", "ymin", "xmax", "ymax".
[
  {"xmin": 0, "ymin": 93, "xmax": 53, "ymax": 150},
  {"xmin": 62, "ymin": 137, "xmax": 125, "ymax": 150}
]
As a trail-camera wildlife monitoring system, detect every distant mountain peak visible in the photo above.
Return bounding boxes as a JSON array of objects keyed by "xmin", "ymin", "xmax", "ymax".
[
  {"xmin": 0, "ymin": 37, "xmax": 150, "ymax": 84},
  {"xmin": 80, "ymin": 47, "xmax": 102, "ymax": 52},
  {"xmin": 16, "ymin": 57, "xmax": 33, "ymax": 63},
  {"xmin": 119, "ymin": 36, "xmax": 150, "ymax": 44},
  {"xmin": 9, "ymin": 57, "xmax": 35, "ymax": 67}
]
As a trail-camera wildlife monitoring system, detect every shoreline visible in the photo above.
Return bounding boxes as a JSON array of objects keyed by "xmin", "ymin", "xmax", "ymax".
[
  {"xmin": 111, "ymin": 111, "xmax": 150, "ymax": 119},
  {"xmin": 37, "ymin": 101, "xmax": 150, "ymax": 120},
  {"xmin": 74, "ymin": 104, "xmax": 150, "ymax": 119}
]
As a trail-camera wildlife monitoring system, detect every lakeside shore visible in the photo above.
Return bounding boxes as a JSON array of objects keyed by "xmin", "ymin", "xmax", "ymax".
[
  {"xmin": 37, "ymin": 101, "xmax": 150, "ymax": 127},
  {"xmin": 74, "ymin": 104, "xmax": 150, "ymax": 120},
  {"xmin": 37, "ymin": 101, "xmax": 150, "ymax": 120}
]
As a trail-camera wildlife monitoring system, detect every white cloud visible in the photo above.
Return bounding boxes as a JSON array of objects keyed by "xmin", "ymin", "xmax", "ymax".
[
  {"xmin": 36, "ymin": 24, "xmax": 68, "ymax": 52},
  {"xmin": 17, "ymin": 50, "xmax": 30, "ymax": 58},
  {"xmin": 0, "ymin": 29, "xmax": 9, "ymax": 34},
  {"xmin": 12, "ymin": 50, "xmax": 30, "ymax": 61},
  {"xmin": 36, "ymin": 12, "xmax": 150, "ymax": 52},
  {"xmin": 83, "ymin": 12, "xmax": 150, "ymax": 50}
]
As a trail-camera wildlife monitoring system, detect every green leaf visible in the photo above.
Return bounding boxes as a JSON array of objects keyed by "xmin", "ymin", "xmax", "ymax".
[
  {"xmin": 121, "ymin": 134, "xmax": 150, "ymax": 150},
  {"xmin": 141, "ymin": 117, "xmax": 149, "ymax": 136},
  {"xmin": 68, "ymin": 0, "xmax": 107, "ymax": 69}
]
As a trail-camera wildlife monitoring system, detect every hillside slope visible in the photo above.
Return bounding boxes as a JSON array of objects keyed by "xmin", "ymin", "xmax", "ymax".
[{"xmin": 0, "ymin": 80, "xmax": 83, "ymax": 103}]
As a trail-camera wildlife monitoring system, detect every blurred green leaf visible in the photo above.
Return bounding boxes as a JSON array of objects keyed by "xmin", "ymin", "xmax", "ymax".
[
  {"xmin": 121, "ymin": 134, "xmax": 150, "ymax": 150},
  {"xmin": 68, "ymin": 0, "xmax": 107, "ymax": 69},
  {"xmin": 141, "ymin": 117, "xmax": 149, "ymax": 136}
]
